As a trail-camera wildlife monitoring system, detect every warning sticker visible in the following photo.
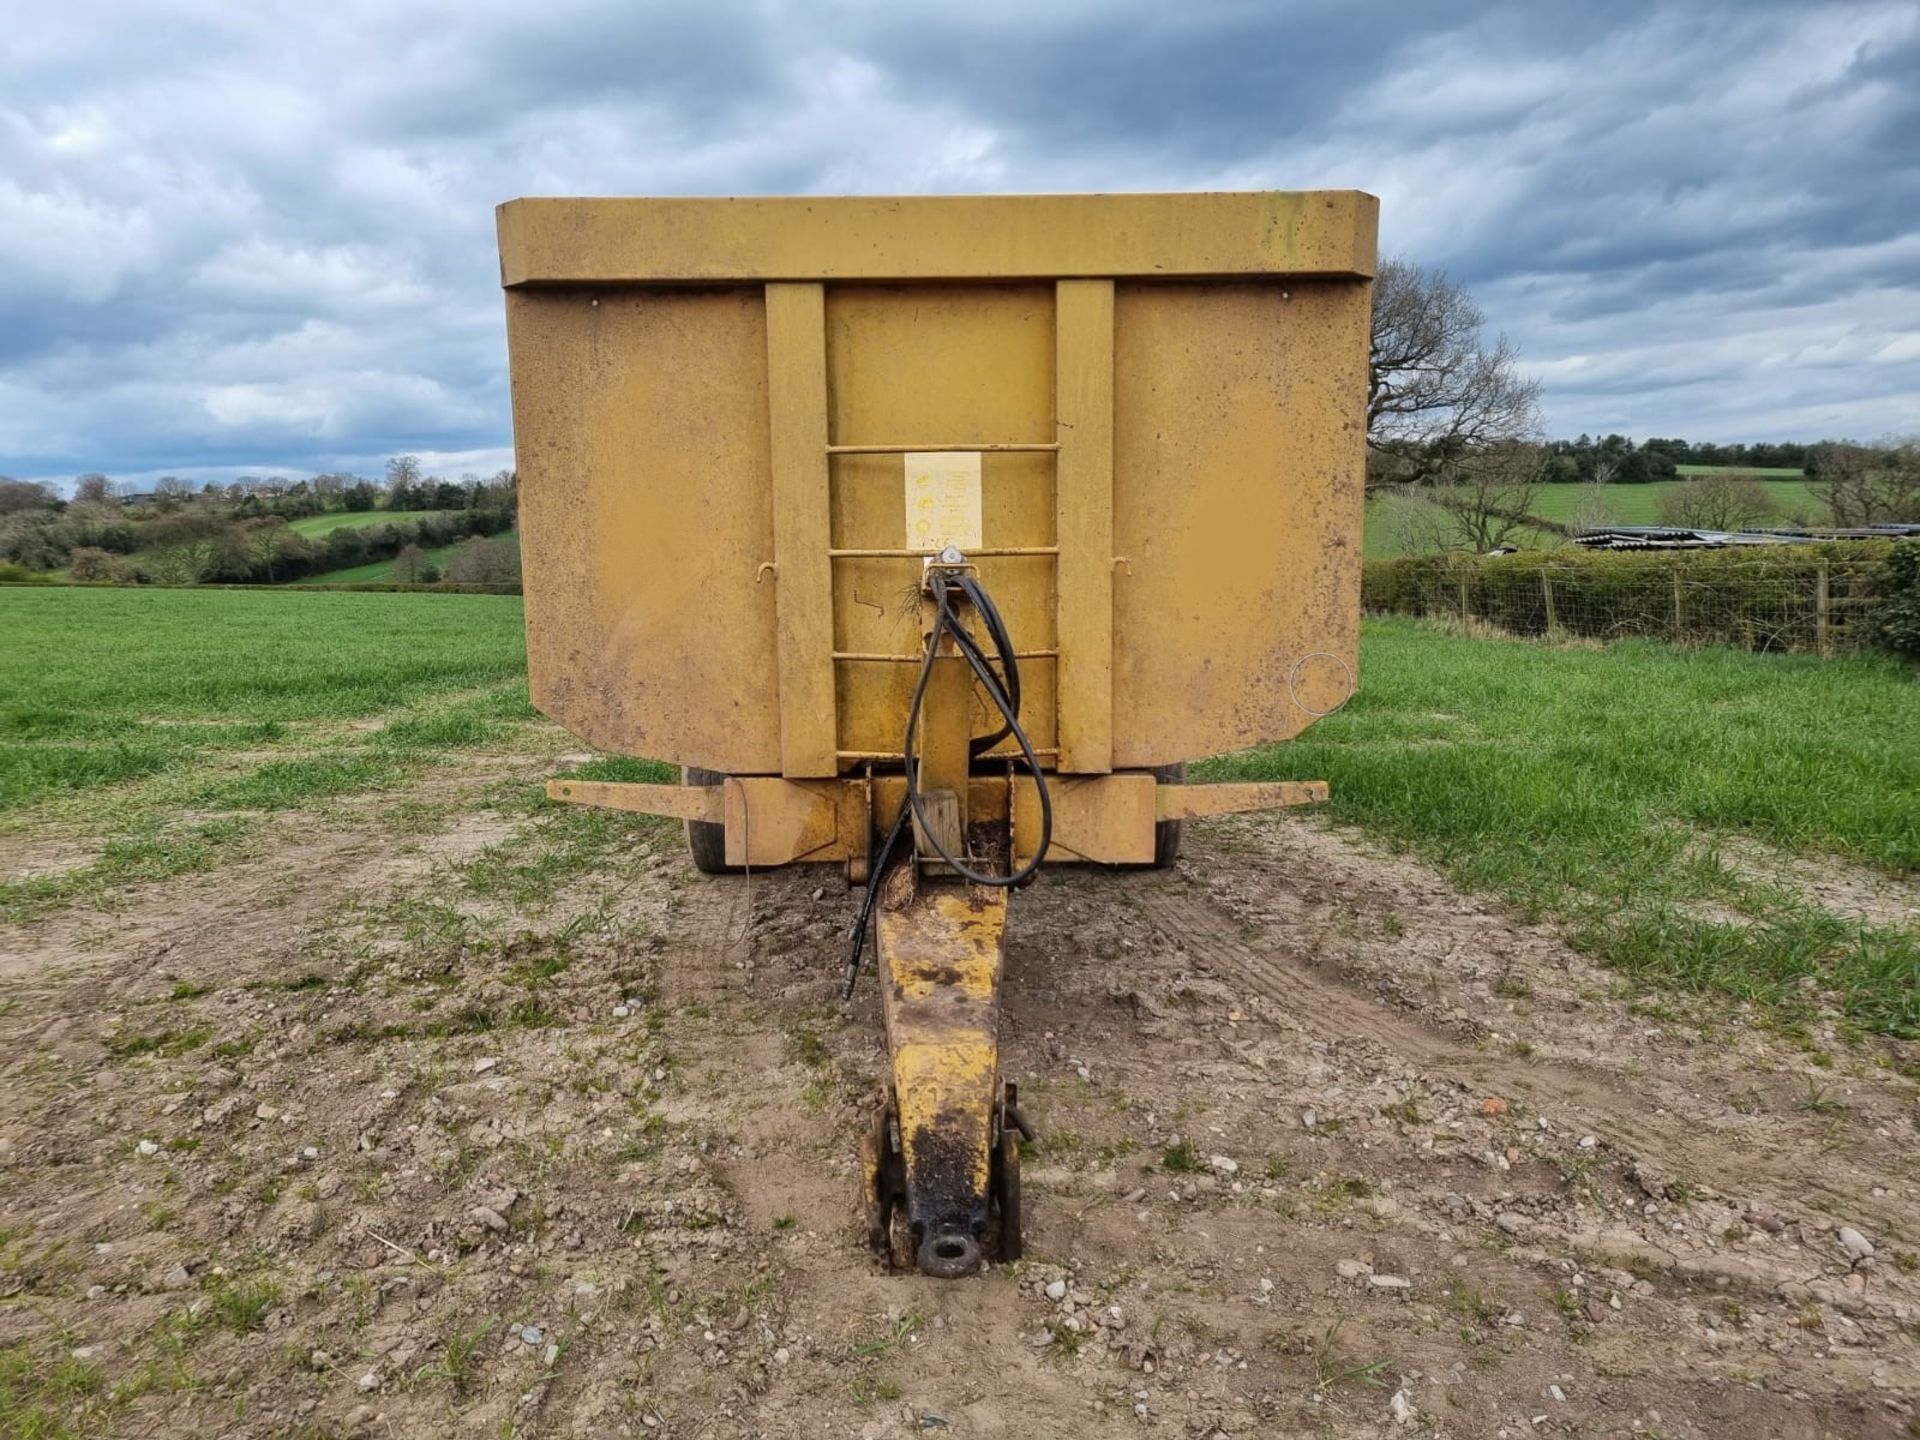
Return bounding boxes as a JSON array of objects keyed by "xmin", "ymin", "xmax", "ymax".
[{"xmin": 903, "ymin": 451, "xmax": 983, "ymax": 552}]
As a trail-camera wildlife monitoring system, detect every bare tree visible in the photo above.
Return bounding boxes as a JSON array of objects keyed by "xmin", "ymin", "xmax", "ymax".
[
  {"xmin": 1810, "ymin": 440, "xmax": 1920, "ymax": 526},
  {"xmin": 1656, "ymin": 472, "xmax": 1778, "ymax": 532},
  {"xmin": 390, "ymin": 542, "xmax": 426, "ymax": 583},
  {"xmin": 443, "ymin": 534, "xmax": 521, "ymax": 585},
  {"xmin": 73, "ymin": 473, "xmax": 115, "ymax": 505},
  {"xmin": 1564, "ymin": 482, "xmax": 1616, "ymax": 537},
  {"xmin": 0, "ymin": 478, "xmax": 58, "ymax": 515},
  {"xmin": 1418, "ymin": 441, "xmax": 1551, "ymax": 552},
  {"xmin": 1369, "ymin": 258, "xmax": 1542, "ymax": 486}
]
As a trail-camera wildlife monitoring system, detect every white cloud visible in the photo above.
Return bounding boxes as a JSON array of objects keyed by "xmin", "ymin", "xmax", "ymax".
[{"xmin": 1, "ymin": 0, "xmax": 1917, "ymax": 483}]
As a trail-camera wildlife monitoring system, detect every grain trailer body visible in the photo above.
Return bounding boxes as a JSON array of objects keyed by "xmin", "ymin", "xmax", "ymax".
[{"xmin": 498, "ymin": 191, "xmax": 1377, "ymax": 1275}]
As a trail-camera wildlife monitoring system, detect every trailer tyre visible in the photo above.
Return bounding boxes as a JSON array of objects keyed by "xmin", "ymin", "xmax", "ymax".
[
  {"xmin": 1146, "ymin": 763, "xmax": 1184, "ymax": 869},
  {"xmin": 683, "ymin": 768, "xmax": 741, "ymax": 875}
]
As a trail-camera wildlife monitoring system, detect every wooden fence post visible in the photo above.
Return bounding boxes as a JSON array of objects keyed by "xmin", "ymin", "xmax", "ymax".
[
  {"xmin": 1541, "ymin": 572, "xmax": 1558, "ymax": 634},
  {"xmin": 1671, "ymin": 572, "xmax": 1684, "ymax": 638},
  {"xmin": 1815, "ymin": 562, "xmax": 1832, "ymax": 658}
]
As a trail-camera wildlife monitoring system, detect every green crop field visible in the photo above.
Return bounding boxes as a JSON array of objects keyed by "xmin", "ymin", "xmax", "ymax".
[
  {"xmin": 1201, "ymin": 617, "xmax": 1919, "ymax": 1036},
  {"xmin": 1676, "ymin": 464, "xmax": 1806, "ymax": 478},
  {"xmin": 0, "ymin": 587, "xmax": 548, "ymax": 918},
  {"xmin": 3, "ymin": 587, "xmax": 1914, "ymax": 1036},
  {"xmin": 287, "ymin": 509, "xmax": 438, "ymax": 538},
  {"xmin": 303, "ymin": 540, "xmax": 461, "ymax": 586},
  {"xmin": 1528, "ymin": 478, "xmax": 1819, "ymax": 526}
]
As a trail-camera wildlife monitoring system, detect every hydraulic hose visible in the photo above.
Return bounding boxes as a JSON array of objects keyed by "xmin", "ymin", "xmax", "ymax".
[{"xmin": 841, "ymin": 566, "xmax": 1052, "ymax": 997}]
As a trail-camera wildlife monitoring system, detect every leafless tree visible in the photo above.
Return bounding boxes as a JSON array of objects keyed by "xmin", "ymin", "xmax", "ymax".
[
  {"xmin": 390, "ymin": 542, "xmax": 426, "ymax": 583},
  {"xmin": 1369, "ymin": 258, "xmax": 1542, "ymax": 486},
  {"xmin": 73, "ymin": 473, "xmax": 115, "ymax": 505},
  {"xmin": 0, "ymin": 478, "xmax": 58, "ymax": 515},
  {"xmin": 1656, "ymin": 472, "xmax": 1778, "ymax": 532},
  {"xmin": 1563, "ymin": 482, "xmax": 1615, "ymax": 537},
  {"xmin": 1810, "ymin": 440, "xmax": 1920, "ymax": 526},
  {"xmin": 1412, "ymin": 441, "xmax": 1551, "ymax": 552},
  {"xmin": 442, "ymin": 534, "xmax": 521, "ymax": 585}
]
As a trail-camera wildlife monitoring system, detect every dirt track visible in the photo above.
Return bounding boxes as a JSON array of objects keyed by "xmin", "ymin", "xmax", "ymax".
[{"xmin": 3, "ymin": 768, "xmax": 1919, "ymax": 1438}]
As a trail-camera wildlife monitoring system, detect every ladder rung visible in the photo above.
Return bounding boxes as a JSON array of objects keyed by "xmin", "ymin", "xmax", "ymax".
[
  {"xmin": 826, "ymin": 443, "xmax": 1059, "ymax": 455},
  {"xmin": 828, "ymin": 546, "xmax": 1058, "ymax": 559},
  {"xmin": 832, "ymin": 649, "xmax": 1058, "ymax": 663}
]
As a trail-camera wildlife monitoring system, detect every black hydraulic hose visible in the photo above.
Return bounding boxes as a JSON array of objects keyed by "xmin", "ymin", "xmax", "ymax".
[
  {"xmin": 841, "ymin": 568, "xmax": 1053, "ymax": 998},
  {"xmin": 908, "ymin": 578, "xmax": 1053, "ymax": 888}
]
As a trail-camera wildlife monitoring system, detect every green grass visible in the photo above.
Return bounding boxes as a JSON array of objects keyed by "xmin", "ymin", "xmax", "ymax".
[
  {"xmin": 287, "ymin": 509, "xmax": 437, "ymax": 538},
  {"xmin": 1367, "ymin": 476, "xmax": 1821, "ymax": 556},
  {"xmin": 1527, "ymin": 478, "xmax": 1818, "ymax": 527},
  {"xmin": 302, "ymin": 541, "xmax": 460, "ymax": 586},
  {"xmin": 1675, "ymin": 464, "xmax": 1806, "ymax": 479},
  {"xmin": 0, "ymin": 588, "xmax": 527, "ymax": 812},
  {"xmin": 0, "ymin": 588, "xmax": 535, "ymax": 920},
  {"xmin": 1200, "ymin": 617, "xmax": 1920, "ymax": 1037}
]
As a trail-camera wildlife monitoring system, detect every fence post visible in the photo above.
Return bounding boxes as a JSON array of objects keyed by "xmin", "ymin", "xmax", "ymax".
[
  {"xmin": 1815, "ymin": 562, "xmax": 1831, "ymax": 658},
  {"xmin": 1459, "ymin": 576, "xmax": 1470, "ymax": 622},
  {"xmin": 1541, "ymin": 572, "xmax": 1558, "ymax": 634},
  {"xmin": 1671, "ymin": 571, "xmax": 1684, "ymax": 638}
]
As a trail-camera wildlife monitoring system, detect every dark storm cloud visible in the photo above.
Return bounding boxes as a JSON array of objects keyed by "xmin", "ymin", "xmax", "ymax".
[{"xmin": 2, "ymin": 0, "xmax": 1916, "ymax": 487}]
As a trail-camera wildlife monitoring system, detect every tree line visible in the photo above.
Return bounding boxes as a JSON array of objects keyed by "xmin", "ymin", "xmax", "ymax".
[{"xmin": 0, "ymin": 457, "xmax": 517, "ymax": 586}]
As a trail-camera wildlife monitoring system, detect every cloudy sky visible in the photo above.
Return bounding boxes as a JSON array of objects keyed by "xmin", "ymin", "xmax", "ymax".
[{"xmin": 4, "ymin": 0, "xmax": 1917, "ymax": 489}]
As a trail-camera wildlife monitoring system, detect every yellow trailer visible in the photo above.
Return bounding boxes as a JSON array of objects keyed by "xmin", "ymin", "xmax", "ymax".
[{"xmin": 498, "ymin": 191, "xmax": 1377, "ymax": 1276}]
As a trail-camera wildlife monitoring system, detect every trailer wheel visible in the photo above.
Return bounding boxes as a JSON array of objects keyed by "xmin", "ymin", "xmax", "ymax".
[
  {"xmin": 1145, "ymin": 762, "xmax": 1185, "ymax": 869},
  {"xmin": 683, "ymin": 768, "xmax": 740, "ymax": 875}
]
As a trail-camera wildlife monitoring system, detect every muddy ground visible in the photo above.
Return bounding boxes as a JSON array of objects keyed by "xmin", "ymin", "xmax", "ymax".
[{"xmin": 3, "ymin": 754, "xmax": 1919, "ymax": 1439}]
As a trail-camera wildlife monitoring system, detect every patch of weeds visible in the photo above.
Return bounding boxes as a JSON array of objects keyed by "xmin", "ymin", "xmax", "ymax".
[
  {"xmin": 1798, "ymin": 1077, "xmax": 1846, "ymax": 1113},
  {"xmin": 167, "ymin": 982, "xmax": 209, "ymax": 1002},
  {"xmin": 282, "ymin": 974, "xmax": 329, "ymax": 993},
  {"xmin": 788, "ymin": 1028, "xmax": 829, "ymax": 1068},
  {"xmin": 506, "ymin": 999, "xmax": 560, "ymax": 1030},
  {"xmin": 1264, "ymin": 1157, "xmax": 1289, "ymax": 1181},
  {"xmin": 1307, "ymin": 1321, "xmax": 1393, "ymax": 1394},
  {"xmin": 1450, "ymin": 1287, "xmax": 1501, "ymax": 1326},
  {"xmin": 1047, "ymin": 1321, "xmax": 1085, "ymax": 1358},
  {"xmin": 850, "ymin": 1376, "xmax": 902, "ymax": 1404},
  {"xmin": 847, "ymin": 1311, "xmax": 924, "ymax": 1360},
  {"xmin": 1548, "ymin": 1287, "xmax": 1580, "ymax": 1319},
  {"xmin": 1378, "ymin": 1098, "xmax": 1421, "ymax": 1126},
  {"xmin": 329, "ymin": 1020, "xmax": 418, "ymax": 1045},
  {"xmin": 1307, "ymin": 1175, "xmax": 1373, "ymax": 1213},
  {"xmin": 107, "ymin": 1026, "xmax": 210, "ymax": 1059},
  {"xmin": 772, "ymin": 1214, "xmax": 798, "ymax": 1231},
  {"xmin": 415, "ymin": 1318, "xmax": 496, "ymax": 1395},
  {"xmin": 1556, "ymin": 1150, "xmax": 1605, "ymax": 1203},
  {"xmin": 799, "ymin": 1075, "xmax": 833, "ymax": 1115},
  {"xmin": 1159, "ymin": 1141, "xmax": 1202, "ymax": 1174},
  {"xmin": 204, "ymin": 1275, "xmax": 282, "ymax": 1334},
  {"xmin": 1095, "ymin": 1136, "xmax": 1140, "ymax": 1168},
  {"xmin": 209, "ymin": 1033, "xmax": 257, "ymax": 1059}
]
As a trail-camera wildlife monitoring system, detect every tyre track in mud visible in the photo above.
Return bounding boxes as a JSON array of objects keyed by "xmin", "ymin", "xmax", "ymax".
[{"xmin": 1122, "ymin": 863, "xmax": 1919, "ymax": 1250}]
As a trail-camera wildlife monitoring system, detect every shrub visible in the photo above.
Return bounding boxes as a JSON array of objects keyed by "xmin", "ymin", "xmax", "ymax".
[
  {"xmin": 1363, "ymin": 542, "xmax": 1896, "ymax": 654},
  {"xmin": 1872, "ymin": 541, "xmax": 1920, "ymax": 657},
  {"xmin": 67, "ymin": 547, "xmax": 132, "ymax": 583}
]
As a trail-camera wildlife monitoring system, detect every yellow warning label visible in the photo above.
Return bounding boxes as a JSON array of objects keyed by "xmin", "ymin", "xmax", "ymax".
[{"xmin": 904, "ymin": 452, "xmax": 983, "ymax": 552}]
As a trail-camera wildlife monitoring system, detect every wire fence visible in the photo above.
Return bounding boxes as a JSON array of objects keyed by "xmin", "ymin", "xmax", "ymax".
[{"xmin": 1362, "ymin": 543, "xmax": 1901, "ymax": 655}]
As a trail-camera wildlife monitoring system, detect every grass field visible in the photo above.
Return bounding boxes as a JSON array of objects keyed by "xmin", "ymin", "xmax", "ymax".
[
  {"xmin": 3, "ymin": 588, "xmax": 1913, "ymax": 1038},
  {"xmin": 1676, "ymin": 464, "xmax": 1806, "ymax": 478},
  {"xmin": 302, "ymin": 540, "xmax": 460, "ymax": 585},
  {"xmin": 1527, "ymin": 478, "xmax": 1819, "ymax": 526},
  {"xmin": 0, "ymin": 588, "xmax": 549, "ymax": 918},
  {"xmin": 286, "ymin": 508, "xmax": 437, "ymax": 538},
  {"xmin": 1201, "ymin": 617, "xmax": 1919, "ymax": 1037}
]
